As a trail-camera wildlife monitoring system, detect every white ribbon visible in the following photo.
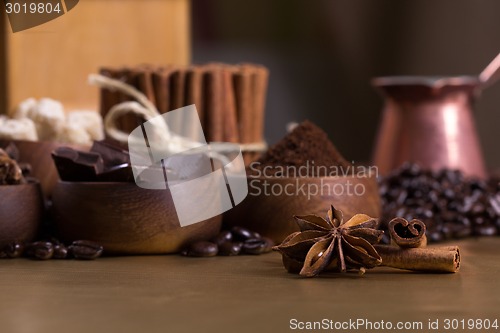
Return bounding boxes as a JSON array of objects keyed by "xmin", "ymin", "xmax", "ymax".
[{"xmin": 88, "ymin": 74, "xmax": 267, "ymax": 156}]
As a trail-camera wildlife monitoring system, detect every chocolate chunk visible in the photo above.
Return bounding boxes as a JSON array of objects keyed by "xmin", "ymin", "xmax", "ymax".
[
  {"xmin": 90, "ymin": 141, "xmax": 130, "ymax": 168},
  {"xmin": 52, "ymin": 147, "xmax": 104, "ymax": 181}
]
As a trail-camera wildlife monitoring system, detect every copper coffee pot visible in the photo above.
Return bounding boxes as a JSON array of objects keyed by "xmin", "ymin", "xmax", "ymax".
[{"xmin": 372, "ymin": 53, "xmax": 500, "ymax": 179}]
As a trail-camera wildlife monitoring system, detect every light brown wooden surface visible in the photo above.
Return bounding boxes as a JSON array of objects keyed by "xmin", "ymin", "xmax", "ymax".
[
  {"xmin": 2, "ymin": 0, "xmax": 190, "ymax": 114},
  {"xmin": 0, "ymin": 237, "xmax": 499, "ymax": 333}
]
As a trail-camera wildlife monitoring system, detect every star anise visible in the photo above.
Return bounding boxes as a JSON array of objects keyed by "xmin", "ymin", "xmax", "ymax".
[{"xmin": 273, "ymin": 205, "xmax": 384, "ymax": 277}]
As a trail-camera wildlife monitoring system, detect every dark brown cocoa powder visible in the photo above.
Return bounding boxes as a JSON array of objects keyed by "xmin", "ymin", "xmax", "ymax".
[{"xmin": 250, "ymin": 120, "xmax": 350, "ymax": 177}]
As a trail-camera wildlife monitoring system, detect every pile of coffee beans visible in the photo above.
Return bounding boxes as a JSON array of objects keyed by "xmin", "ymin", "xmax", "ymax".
[
  {"xmin": 379, "ymin": 162, "xmax": 500, "ymax": 243},
  {"xmin": 0, "ymin": 239, "xmax": 104, "ymax": 260},
  {"xmin": 181, "ymin": 226, "xmax": 274, "ymax": 257}
]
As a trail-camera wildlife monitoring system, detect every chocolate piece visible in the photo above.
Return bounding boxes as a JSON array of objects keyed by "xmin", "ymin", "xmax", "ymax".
[
  {"xmin": 96, "ymin": 164, "xmax": 134, "ymax": 182},
  {"xmin": 52, "ymin": 147, "xmax": 104, "ymax": 182},
  {"xmin": 90, "ymin": 141, "xmax": 130, "ymax": 168}
]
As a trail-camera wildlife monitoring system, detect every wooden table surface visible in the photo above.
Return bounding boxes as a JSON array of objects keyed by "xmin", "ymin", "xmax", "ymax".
[{"xmin": 0, "ymin": 237, "xmax": 499, "ymax": 333}]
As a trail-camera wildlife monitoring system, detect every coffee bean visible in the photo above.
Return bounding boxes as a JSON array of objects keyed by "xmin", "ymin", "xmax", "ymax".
[
  {"xmin": 25, "ymin": 242, "xmax": 54, "ymax": 260},
  {"xmin": 453, "ymin": 225, "xmax": 472, "ymax": 238},
  {"xmin": 473, "ymin": 216, "xmax": 486, "ymax": 225},
  {"xmin": 416, "ymin": 208, "xmax": 433, "ymax": 219},
  {"xmin": 474, "ymin": 225, "xmax": 497, "ymax": 237},
  {"xmin": 69, "ymin": 240, "xmax": 103, "ymax": 260},
  {"xmin": 182, "ymin": 241, "xmax": 218, "ymax": 257},
  {"xmin": 210, "ymin": 231, "xmax": 232, "ymax": 246},
  {"xmin": 470, "ymin": 203, "xmax": 486, "ymax": 216},
  {"xmin": 231, "ymin": 226, "xmax": 261, "ymax": 241},
  {"xmin": 2, "ymin": 241, "xmax": 24, "ymax": 258},
  {"xmin": 428, "ymin": 230, "xmax": 444, "ymax": 243},
  {"xmin": 380, "ymin": 162, "xmax": 500, "ymax": 243},
  {"xmin": 52, "ymin": 244, "xmax": 69, "ymax": 259},
  {"xmin": 218, "ymin": 242, "xmax": 243, "ymax": 256},
  {"xmin": 242, "ymin": 238, "xmax": 268, "ymax": 255}
]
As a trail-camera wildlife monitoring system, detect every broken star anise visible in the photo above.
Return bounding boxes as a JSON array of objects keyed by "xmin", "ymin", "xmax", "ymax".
[{"xmin": 273, "ymin": 205, "xmax": 384, "ymax": 277}]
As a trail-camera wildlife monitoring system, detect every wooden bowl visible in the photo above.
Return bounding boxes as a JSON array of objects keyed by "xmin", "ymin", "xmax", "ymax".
[
  {"xmin": 0, "ymin": 140, "xmax": 87, "ymax": 197},
  {"xmin": 0, "ymin": 181, "xmax": 44, "ymax": 247},
  {"xmin": 51, "ymin": 182, "xmax": 222, "ymax": 254},
  {"xmin": 223, "ymin": 175, "xmax": 381, "ymax": 243}
]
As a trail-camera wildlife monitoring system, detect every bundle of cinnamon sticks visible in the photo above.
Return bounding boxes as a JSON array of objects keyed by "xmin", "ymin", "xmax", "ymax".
[{"xmin": 99, "ymin": 63, "xmax": 269, "ymax": 164}]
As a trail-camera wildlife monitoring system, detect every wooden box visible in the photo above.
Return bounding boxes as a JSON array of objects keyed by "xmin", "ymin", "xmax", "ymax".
[{"xmin": 1, "ymin": 0, "xmax": 190, "ymax": 114}]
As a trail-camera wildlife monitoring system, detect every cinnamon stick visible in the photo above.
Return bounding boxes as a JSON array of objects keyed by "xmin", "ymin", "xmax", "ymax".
[
  {"xmin": 133, "ymin": 66, "xmax": 156, "ymax": 107},
  {"xmin": 222, "ymin": 66, "xmax": 239, "ymax": 143},
  {"xmin": 116, "ymin": 67, "xmax": 138, "ymax": 133},
  {"xmin": 168, "ymin": 68, "xmax": 187, "ymax": 134},
  {"xmin": 388, "ymin": 217, "xmax": 428, "ymax": 248},
  {"xmin": 249, "ymin": 64, "xmax": 269, "ymax": 160},
  {"xmin": 233, "ymin": 65, "xmax": 254, "ymax": 163},
  {"xmin": 169, "ymin": 68, "xmax": 187, "ymax": 111},
  {"xmin": 374, "ymin": 245, "xmax": 460, "ymax": 273},
  {"xmin": 184, "ymin": 65, "xmax": 205, "ymax": 141},
  {"xmin": 99, "ymin": 68, "xmax": 121, "ymax": 120},
  {"xmin": 203, "ymin": 67, "xmax": 224, "ymax": 142},
  {"xmin": 152, "ymin": 67, "xmax": 173, "ymax": 114}
]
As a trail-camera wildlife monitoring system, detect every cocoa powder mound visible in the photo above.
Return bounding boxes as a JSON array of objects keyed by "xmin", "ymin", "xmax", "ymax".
[{"xmin": 250, "ymin": 120, "xmax": 350, "ymax": 177}]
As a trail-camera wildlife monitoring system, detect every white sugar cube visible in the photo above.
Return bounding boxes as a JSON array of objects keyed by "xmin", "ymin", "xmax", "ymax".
[
  {"xmin": 56, "ymin": 122, "xmax": 92, "ymax": 146},
  {"xmin": 28, "ymin": 98, "xmax": 66, "ymax": 140},
  {"xmin": 67, "ymin": 110, "xmax": 104, "ymax": 141},
  {"xmin": 0, "ymin": 118, "xmax": 38, "ymax": 141}
]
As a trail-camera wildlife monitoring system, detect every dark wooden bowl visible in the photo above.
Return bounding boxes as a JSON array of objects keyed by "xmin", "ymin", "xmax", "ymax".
[
  {"xmin": 223, "ymin": 175, "xmax": 381, "ymax": 243},
  {"xmin": 0, "ymin": 140, "xmax": 87, "ymax": 197},
  {"xmin": 0, "ymin": 182, "xmax": 44, "ymax": 247},
  {"xmin": 51, "ymin": 182, "xmax": 222, "ymax": 254}
]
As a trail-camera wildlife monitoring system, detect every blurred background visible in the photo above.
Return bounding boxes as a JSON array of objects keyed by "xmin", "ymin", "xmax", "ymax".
[{"xmin": 192, "ymin": 0, "xmax": 500, "ymax": 168}]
